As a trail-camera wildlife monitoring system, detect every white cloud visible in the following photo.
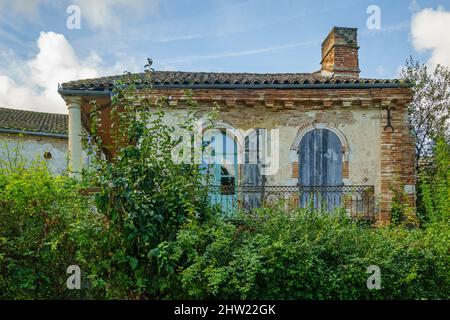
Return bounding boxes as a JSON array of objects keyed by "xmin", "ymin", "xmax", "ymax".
[
  {"xmin": 74, "ymin": 0, "xmax": 159, "ymax": 30},
  {"xmin": 0, "ymin": 32, "xmax": 108, "ymax": 114},
  {"xmin": 29, "ymin": 32, "xmax": 101, "ymax": 112},
  {"xmin": 0, "ymin": 76, "xmax": 48, "ymax": 111},
  {"xmin": 411, "ymin": 7, "xmax": 450, "ymax": 67}
]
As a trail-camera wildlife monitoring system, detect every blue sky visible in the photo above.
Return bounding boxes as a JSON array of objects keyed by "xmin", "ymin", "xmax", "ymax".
[{"xmin": 0, "ymin": 0, "xmax": 449, "ymax": 113}]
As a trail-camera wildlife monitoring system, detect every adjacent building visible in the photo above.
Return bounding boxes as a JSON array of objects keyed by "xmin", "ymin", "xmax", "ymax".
[{"xmin": 0, "ymin": 107, "xmax": 68, "ymax": 174}]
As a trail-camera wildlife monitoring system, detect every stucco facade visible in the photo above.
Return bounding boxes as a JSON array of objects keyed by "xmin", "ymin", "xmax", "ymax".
[
  {"xmin": 0, "ymin": 133, "xmax": 68, "ymax": 175},
  {"xmin": 0, "ymin": 107, "xmax": 69, "ymax": 175}
]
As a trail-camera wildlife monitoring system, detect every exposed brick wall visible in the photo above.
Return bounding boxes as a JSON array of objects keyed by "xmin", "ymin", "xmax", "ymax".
[
  {"xmin": 378, "ymin": 100, "xmax": 416, "ymax": 223},
  {"xmin": 321, "ymin": 46, "xmax": 360, "ymax": 77}
]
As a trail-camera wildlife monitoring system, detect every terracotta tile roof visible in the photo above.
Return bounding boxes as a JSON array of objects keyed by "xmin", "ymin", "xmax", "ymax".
[
  {"xmin": 0, "ymin": 107, "xmax": 68, "ymax": 136},
  {"xmin": 60, "ymin": 71, "xmax": 409, "ymax": 91}
]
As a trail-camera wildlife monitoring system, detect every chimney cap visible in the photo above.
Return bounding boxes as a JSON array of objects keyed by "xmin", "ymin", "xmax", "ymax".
[{"xmin": 321, "ymin": 26, "xmax": 358, "ymax": 49}]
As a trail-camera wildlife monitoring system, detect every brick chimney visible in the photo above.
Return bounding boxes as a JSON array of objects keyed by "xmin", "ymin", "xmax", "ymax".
[{"xmin": 320, "ymin": 27, "xmax": 360, "ymax": 77}]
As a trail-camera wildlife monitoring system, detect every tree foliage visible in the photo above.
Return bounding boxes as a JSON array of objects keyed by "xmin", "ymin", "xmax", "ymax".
[
  {"xmin": 418, "ymin": 136, "xmax": 450, "ymax": 224},
  {"xmin": 401, "ymin": 57, "xmax": 450, "ymax": 167}
]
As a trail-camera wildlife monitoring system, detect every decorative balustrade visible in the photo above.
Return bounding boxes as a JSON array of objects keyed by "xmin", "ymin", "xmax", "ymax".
[
  {"xmin": 80, "ymin": 184, "xmax": 376, "ymax": 219},
  {"xmin": 208, "ymin": 185, "xmax": 375, "ymax": 219}
]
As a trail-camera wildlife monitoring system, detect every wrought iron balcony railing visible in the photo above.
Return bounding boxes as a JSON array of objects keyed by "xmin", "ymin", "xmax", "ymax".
[{"xmin": 208, "ymin": 185, "xmax": 375, "ymax": 219}]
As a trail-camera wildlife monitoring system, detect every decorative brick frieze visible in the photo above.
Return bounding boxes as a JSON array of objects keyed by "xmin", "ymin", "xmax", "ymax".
[{"xmin": 322, "ymin": 100, "xmax": 333, "ymax": 108}]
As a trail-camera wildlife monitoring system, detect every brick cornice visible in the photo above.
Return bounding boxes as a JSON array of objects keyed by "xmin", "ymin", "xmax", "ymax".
[{"xmin": 128, "ymin": 87, "xmax": 413, "ymax": 111}]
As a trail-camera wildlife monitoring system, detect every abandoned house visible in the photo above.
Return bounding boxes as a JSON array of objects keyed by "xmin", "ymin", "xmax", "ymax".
[
  {"xmin": 0, "ymin": 107, "xmax": 68, "ymax": 175},
  {"xmin": 58, "ymin": 26, "xmax": 416, "ymax": 223}
]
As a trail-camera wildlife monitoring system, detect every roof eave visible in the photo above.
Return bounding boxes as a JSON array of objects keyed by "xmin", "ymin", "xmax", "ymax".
[
  {"xmin": 0, "ymin": 128, "xmax": 68, "ymax": 139},
  {"xmin": 58, "ymin": 82, "xmax": 412, "ymax": 97}
]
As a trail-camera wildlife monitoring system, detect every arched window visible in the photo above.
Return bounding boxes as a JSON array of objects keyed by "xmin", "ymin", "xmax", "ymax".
[{"xmin": 202, "ymin": 128, "xmax": 238, "ymax": 214}]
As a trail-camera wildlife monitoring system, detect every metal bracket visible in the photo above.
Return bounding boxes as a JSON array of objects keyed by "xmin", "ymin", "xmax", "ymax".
[{"xmin": 383, "ymin": 106, "xmax": 395, "ymax": 131}]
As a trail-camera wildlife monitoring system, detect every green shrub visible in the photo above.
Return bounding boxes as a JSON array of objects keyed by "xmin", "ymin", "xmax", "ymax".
[
  {"xmin": 390, "ymin": 187, "xmax": 418, "ymax": 228},
  {"xmin": 0, "ymin": 161, "xmax": 109, "ymax": 299},
  {"xmin": 1, "ymin": 161, "xmax": 447, "ymax": 300},
  {"xmin": 167, "ymin": 205, "xmax": 449, "ymax": 300},
  {"xmin": 419, "ymin": 136, "xmax": 450, "ymax": 224}
]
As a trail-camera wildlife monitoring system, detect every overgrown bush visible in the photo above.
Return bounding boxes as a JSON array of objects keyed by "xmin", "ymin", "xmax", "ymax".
[
  {"xmin": 84, "ymin": 72, "xmax": 218, "ymax": 298},
  {"xmin": 0, "ymin": 156, "xmax": 448, "ymax": 300},
  {"xmin": 164, "ymin": 206, "xmax": 449, "ymax": 300},
  {"xmin": 0, "ymin": 161, "xmax": 108, "ymax": 299},
  {"xmin": 419, "ymin": 136, "xmax": 450, "ymax": 224}
]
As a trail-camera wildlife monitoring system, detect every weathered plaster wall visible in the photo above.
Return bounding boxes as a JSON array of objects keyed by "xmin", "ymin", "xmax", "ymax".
[
  {"xmin": 0, "ymin": 133, "xmax": 68, "ymax": 175},
  {"xmin": 82, "ymin": 86, "xmax": 415, "ymax": 222},
  {"xmin": 220, "ymin": 107, "xmax": 380, "ymax": 190},
  {"xmin": 159, "ymin": 105, "xmax": 382, "ymax": 195}
]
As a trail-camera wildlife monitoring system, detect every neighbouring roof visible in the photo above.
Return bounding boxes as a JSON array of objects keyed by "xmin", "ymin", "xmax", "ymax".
[
  {"xmin": 59, "ymin": 71, "xmax": 411, "ymax": 94},
  {"xmin": 0, "ymin": 107, "xmax": 68, "ymax": 137}
]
